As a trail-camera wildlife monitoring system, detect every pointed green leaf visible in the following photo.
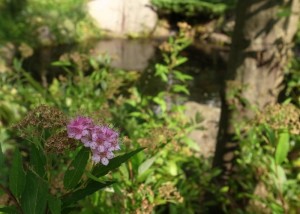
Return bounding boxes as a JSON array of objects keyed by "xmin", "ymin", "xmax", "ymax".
[
  {"xmin": 174, "ymin": 56, "xmax": 188, "ymax": 66},
  {"xmin": 153, "ymin": 97, "xmax": 167, "ymax": 113},
  {"xmin": 62, "ymin": 181, "xmax": 114, "ymax": 207},
  {"xmin": 275, "ymin": 131, "xmax": 290, "ymax": 165},
  {"xmin": 138, "ymin": 156, "xmax": 156, "ymax": 176},
  {"xmin": 172, "ymin": 84, "xmax": 189, "ymax": 95},
  {"xmin": 20, "ymin": 171, "xmax": 48, "ymax": 214},
  {"xmin": 0, "ymin": 206, "xmax": 19, "ymax": 214},
  {"xmin": 64, "ymin": 148, "xmax": 89, "ymax": 189},
  {"xmin": 92, "ymin": 147, "xmax": 145, "ymax": 178},
  {"xmin": 48, "ymin": 194, "xmax": 61, "ymax": 214},
  {"xmin": 30, "ymin": 145, "xmax": 46, "ymax": 177},
  {"xmin": 0, "ymin": 143, "xmax": 6, "ymax": 184},
  {"xmin": 9, "ymin": 149, "xmax": 26, "ymax": 198}
]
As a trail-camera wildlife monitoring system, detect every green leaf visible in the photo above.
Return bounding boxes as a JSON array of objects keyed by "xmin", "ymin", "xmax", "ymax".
[
  {"xmin": 275, "ymin": 131, "xmax": 290, "ymax": 165},
  {"xmin": 138, "ymin": 156, "xmax": 156, "ymax": 176},
  {"xmin": 173, "ymin": 70, "xmax": 193, "ymax": 82},
  {"xmin": 30, "ymin": 145, "xmax": 46, "ymax": 177},
  {"xmin": 0, "ymin": 143, "xmax": 5, "ymax": 184},
  {"xmin": 172, "ymin": 84, "xmax": 189, "ymax": 95},
  {"xmin": 174, "ymin": 56, "xmax": 188, "ymax": 66},
  {"xmin": 153, "ymin": 97, "xmax": 167, "ymax": 113},
  {"xmin": 48, "ymin": 194, "xmax": 61, "ymax": 214},
  {"xmin": 92, "ymin": 148, "xmax": 145, "ymax": 178},
  {"xmin": 9, "ymin": 149, "xmax": 26, "ymax": 198},
  {"xmin": 62, "ymin": 181, "xmax": 114, "ymax": 207},
  {"xmin": 0, "ymin": 206, "xmax": 19, "ymax": 214},
  {"xmin": 220, "ymin": 186, "xmax": 229, "ymax": 193},
  {"xmin": 64, "ymin": 148, "xmax": 90, "ymax": 189},
  {"xmin": 264, "ymin": 125, "xmax": 276, "ymax": 145},
  {"xmin": 51, "ymin": 61, "xmax": 72, "ymax": 67},
  {"xmin": 155, "ymin": 64, "xmax": 168, "ymax": 82},
  {"xmin": 165, "ymin": 161, "xmax": 178, "ymax": 176},
  {"xmin": 20, "ymin": 171, "xmax": 48, "ymax": 214}
]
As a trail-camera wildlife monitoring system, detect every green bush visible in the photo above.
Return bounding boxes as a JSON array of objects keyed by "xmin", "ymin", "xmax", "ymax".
[{"xmin": 152, "ymin": 0, "xmax": 236, "ymax": 16}]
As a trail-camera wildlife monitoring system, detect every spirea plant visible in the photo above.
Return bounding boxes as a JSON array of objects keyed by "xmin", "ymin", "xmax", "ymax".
[{"xmin": 0, "ymin": 105, "xmax": 143, "ymax": 214}]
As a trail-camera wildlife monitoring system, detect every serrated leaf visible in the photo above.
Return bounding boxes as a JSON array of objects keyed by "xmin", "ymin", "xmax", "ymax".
[
  {"xmin": 62, "ymin": 181, "xmax": 114, "ymax": 207},
  {"xmin": 174, "ymin": 70, "xmax": 193, "ymax": 81},
  {"xmin": 174, "ymin": 57, "xmax": 188, "ymax": 66},
  {"xmin": 153, "ymin": 97, "xmax": 167, "ymax": 113},
  {"xmin": 9, "ymin": 149, "xmax": 26, "ymax": 198},
  {"xmin": 138, "ymin": 156, "xmax": 156, "ymax": 176},
  {"xmin": 92, "ymin": 148, "xmax": 145, "ymax": 178},
  {"xmin": 172, "ymin": 85, "xmax": 189, "ymax": 95},
  {"xmin": 48, "ymin": 194, "xmax": 61, "ymax": 214},
  {"xmin": 64, "ymin": 148, "xmax": 89, "ymax": 189},
  {"xmin": 155, "ymin": 64, "xmax": 168, "ymax": 82},
  {"xmin": 275, "ymin": 131, "xmax": 290, "ymax": 165},
  {"xmin": 30, "ymin": 144, "xmax": 46, "ymax": 177},
  {"xmin": 20, "ymin": 171, "xmax": 48, "ymax": 214}
]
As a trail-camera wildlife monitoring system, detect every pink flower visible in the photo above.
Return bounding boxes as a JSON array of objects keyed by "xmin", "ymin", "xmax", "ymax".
[
  {"xmin": 67, "ymin": 116, "xmax": 93, "ymax": 140},
  {"xmin": 92, "ymin": 126, "xmax": 120, "ymax": 152},
  {"xmin": 67, "ymin": 116, "xmax": 121, "ymax": 166},
  {"xmin": 91, "ymin": 149, "xmax": 114, "ymax": 165}
]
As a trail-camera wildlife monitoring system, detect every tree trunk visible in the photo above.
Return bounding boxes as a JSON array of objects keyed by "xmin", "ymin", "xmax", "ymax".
[{"xmin": 212, "ymin": 0, "xmax": 300, "ymax": 209}]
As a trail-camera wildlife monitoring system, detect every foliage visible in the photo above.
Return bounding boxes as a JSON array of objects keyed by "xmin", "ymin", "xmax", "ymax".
[
  {"xmin": 152, "ymin": 0, "xmax": 236, "ymax": 17},
  {"xmin": 0, "ymin": 22, "xmax": 216, "ymax": 213},
  {"xmin": 0, "ymin": 104, "xmax": 144, "ymax": 213},
  {"xmin": 0, "ymin": 0, "xmax": 100, "ymax": 46},
  {"xmin": 284, "ymin": 58, "xmax": 300, "ymax": 107},
  {"xmin": 225, "ymin": 104, "xmax": 300, "ymax": 213}
]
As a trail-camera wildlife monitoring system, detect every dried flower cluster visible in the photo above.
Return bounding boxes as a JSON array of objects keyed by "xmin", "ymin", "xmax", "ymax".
[
  {"xmin": 134, "ymin": 184, "xmax": 155, "ymax": 214},
  {"xmin": 67, "ymin": 116, "xmax": 120, "ymax": 165},
  {"xmin": 138, "ymin": 127, "xmax": 179, "ymax": 154},
  {"xmin": 15, "ymin": 105, "xmax": 67, "ymax": 131},
  {"xmin": 158, "ymin": 182, "xmax": 184, "ymax": 203},
  {"xmin": 255, "ymin": 104, "xmax": 300, "ymax": 135},
  {"xmin": 14, "ymin": 105, "xmax": 67, "ymax": 142},
  {"xmin": 45, "ymin": 131, "xmax": 77, "ymax": 153}
]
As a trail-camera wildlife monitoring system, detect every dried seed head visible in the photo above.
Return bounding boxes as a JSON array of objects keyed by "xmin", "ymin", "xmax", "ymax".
[
  {"xmin": 18, "ymin": 43, "xmax": 33, "ymax": 59},
  {"xmin": 254, "ymin": 104, "xmax": 300, "ymax": 134},
  {"xmin": 45, "ymin": 130, "xmax": 78, "ymax": 153},
  {"xmin": 14, "ymin": 105, "xmax": 67, "ymax": 131}
]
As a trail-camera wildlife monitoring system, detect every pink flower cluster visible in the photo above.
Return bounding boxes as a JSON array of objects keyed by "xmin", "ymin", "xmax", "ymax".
[{"xmin": 67, "ymin": 116, "xmax": 120, "ymax": 165}]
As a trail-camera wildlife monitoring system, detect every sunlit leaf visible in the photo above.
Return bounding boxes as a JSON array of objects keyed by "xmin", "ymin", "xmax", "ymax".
[
  {"xmin": 153, "ymin": 97, "xmax": 167, "ymax": 113},
  {"xmin": 275, "ymin": 131, "xmax": 290, "ymax": 165},
  {"xmin": 138, "ymin": 156, "xmax": 156, "ymax": 176},
  {"xmin": 172, "ymin": 84, "xmax": 189, "ymax": 95},
  {"xmin": 174, "ymin": 56, "xmax": 188, "ymax": 66}
]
